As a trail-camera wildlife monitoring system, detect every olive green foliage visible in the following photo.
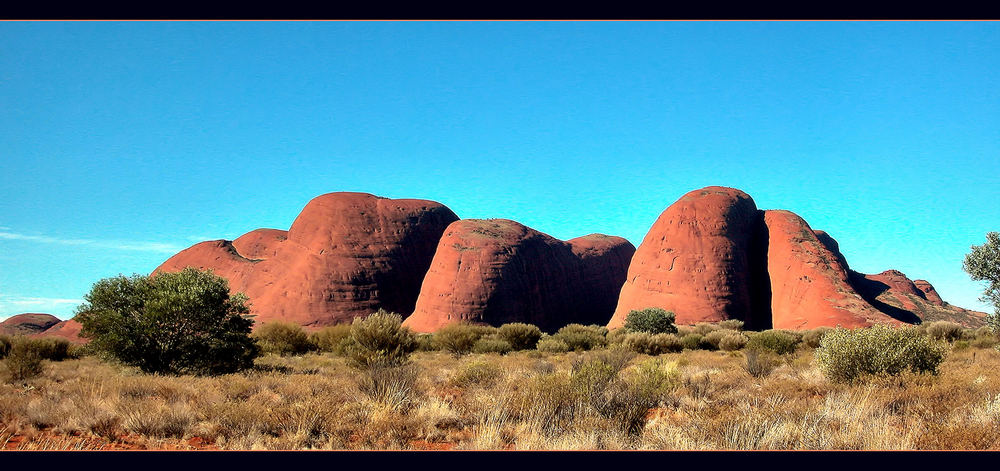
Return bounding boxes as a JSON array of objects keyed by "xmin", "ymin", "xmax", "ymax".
[
  {"xmin": 432, "ymin": 322, "xmax": 484, "ymax": 355},
  {"xmin": 345, "ymin": 309, "xmax": 417, "ymax": 369},
  {"xmin": 702, "ymin": 330, "xmax": 734, "ymax": 350},
  {"xmin": 718, "ymin": 319, "xmax": 745, "ymax": 331},
  {"xmin": 718, "ymin": 332, "xmax": 749, "ymax": 352},
  {"xmin": 747, "ymin": 330, "xmax": 800, "ymax": 355},
  {"xmin": 815, "ymin": 325, "xmax": 948, "ymax": 383},
  {"xmin": 497, "ymin": 323, "xmax": 542, "ymax": 350},
  {"xmin": 570, "ymin": 350, "xmax": 678, "ymax": 435},
  {"xmin": 964, "ymin": 232, "xmax": 1000, "ymax": 331},
  {"xmin": 253, "ymin": 322, "xmax": 316, "ymax": 356},
  {"xmin": 552, "ymin": 324, "xmax": 608, "ymax": 351},
  {"xmin": 925, "ymin": 321, "xmax": 964, "ymax": 342},
  {"xmin": 309, "ymin": 324, "xmax": 354, "ymax": 354},
  {"xmin": 75, "ymin": 268, "xmax": 259, "ymax": 375},
  {"xmin": 414, "ymin": 333, "xmax": 437, "ymax": 352},
  {"xmin": 693, "ymin": 323, "xmax": 719, "ymax": 336},
  {"xmin": 680, "ymin": 333, "xmax": 704, "ymax": 350},
  {"xmin": 802, "ymin": 327, "xmax": 833, "ymax": 348},
  {"xmin": 606, "ymin": 328, "xmax": 629, "ymax": 345},
  {"xmin": 536, "ymin": 336, "xmax": 570, "ymax": 353},
  {"xmin": 472, "ymin": 336, "xmax": 513, "ymax": 354},
  {"xmin": 623, "ymin": 332, "xmax": 683, "ymax": 355},
  {"xmin": 623, "ymin": 308, "xmax": 678, "ymax": 334},
  {"xmin": 5, "ymin": 339, "xmax": 45, "ymax": 381}
]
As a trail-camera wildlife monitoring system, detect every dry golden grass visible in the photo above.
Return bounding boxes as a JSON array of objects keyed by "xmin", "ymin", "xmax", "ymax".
[{"xmin": 3, "ymin": 344, "xmax": 1000, "ymax": 450}]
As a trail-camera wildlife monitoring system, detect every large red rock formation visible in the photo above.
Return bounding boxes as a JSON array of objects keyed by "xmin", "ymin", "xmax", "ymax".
[
  {"xmin": 0, "ymin": 313, "xmax": 61, "ymax": 336},
  {"xmin": 764, "ymin": 211, "xmax": 911, "ymax": 329},
  {"xmin": 913, "ymin": 279, "xmax": 945, "ymax": 306},
  {"xmin": 155, "ymin": 192, "xmax": 459, "ymax": 328},
  {"xmin": 608, "ymin": 187, "xmax": 770, "ymax": 329},
  {"xmin": 403, "ymin": 219, "xmax": 635, "ymax": 333},
  {"xmin": 33, "ymin": 319, "xmax": 86, "ymax": 344}
]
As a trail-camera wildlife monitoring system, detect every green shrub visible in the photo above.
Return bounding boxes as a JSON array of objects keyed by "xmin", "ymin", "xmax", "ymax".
[
  {"xmin": 718, "ymin": 320, "xmax": 745, "ymax": 331},
  {"xmin": 815, "ymin": 325, "xmax": 948, "ymax": 383},
  {"xmin": 414, "ymin": 333, "xmax": 437, "ymax": 352},
  {"xmin": 623, "ymin": 308, "xmax": 678, "ymax": 334},
  {"xmin": 926, "ymin": 321, "xmax": 964, "ymax": 342},
  {"xmin": 594, "ymin": 358, "xmax": 679, "ymax": 436},
  {"xmin": 9, "ymin": 337, "xmax": 73, "ymax": 361},
  {"xmin": 702, "ymin": 330, "xmax": 732, "ymax": 350},
  {"xmin": 623, "ymin": 332, "xmax": 683, "ymax": 355},
  {"xmin": 497, "ymin": 323, "xmax": 542, "ymax": 350},
  {"xmin": 552, "ymin": 324, "xmax": 608, "ymax": 351},
  {"xmin": 680, "ymin": 333, "xmax": 704, "ymax": 350},
  {"xmin": 253, "ymin": 322, "xmax": 315, "ymax": 356},
  {"xmin": 606, "ymin": 328, "xmax": 629, "ymax": 345},
  {"xmin": 570, "ymin": 349, "xmax": 634, "ymax": 405},
  {"xmin": 310, "ymin": 324, "xmax": 354, "ymax": 354},
  {"xmin": 472, "ymin": 336, "xmax": 513, "ymax": 355},
  {"xmin": 5, "ymin": 338, "xmax": 45, "ymax": 381},
  {"xmin": 802, "ymin": 327, "xmax": 833, "ymax": 348},
  {"xmin": 693, "ymin": 323, "xmax": 719, "ymax": 336},
  {"xmin": 451, "ymin": 360, "xmax": 505, "ymax": 388},
  {"xmin": 345, "ymin": 309, "xmax": 417, "ymax": 369},
  {"xmin": 954, "ymin": 340, "xmax": 970, "ymax": 351},
  {"xmin": 432, "ymin": 322, "xmax": 484, "ymax": 355},
  {"xmin": 718, "ymin": 332, "xmax": 749, "ymax": 351},
  {"xmin": 971, "ymin": 336, "xmax": 998, "ymax": 349},
  {"xmin": 747, "ymin": 330, "xmax": 799, "ymax": 355},
  {"xmin": 74, "ymin": 268, "xmax": 259, "ymax": 375},
  {"xmin": 537, "ymin": 336, "xmax": 570, "ymax": 353}
]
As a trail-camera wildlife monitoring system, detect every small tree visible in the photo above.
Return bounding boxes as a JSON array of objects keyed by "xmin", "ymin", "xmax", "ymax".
[
  {"xmin": 75, "ymin": 268, "xmax": 259, "ymax": 375},
  {"xmin": 964, "ymin": 232, "xmax": 1000, "ymax": 333},
  {"xmin": 623, "ymin": 308, "xmax": 678, "ymax": 334}
]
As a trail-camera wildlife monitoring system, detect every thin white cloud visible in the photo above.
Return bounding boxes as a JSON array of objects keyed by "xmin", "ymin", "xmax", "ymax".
[
  {"xmin": 0, "ymin": 231, "xmax": 183, "ymax": 254},
  {"xmin": 0, "ymin": 294, "xmax": 81, "ymax": 320}
]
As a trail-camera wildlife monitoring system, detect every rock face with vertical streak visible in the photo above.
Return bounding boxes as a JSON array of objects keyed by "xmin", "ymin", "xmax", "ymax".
[
  {"xmin": 154, "ymin": 192, "xmax": 459, "ymax": 328},
  {"xmin": 402, "ymin": 219, "xmax": 635, "ymax": 333},
  {"xmin": 764, "ymin": 210, "xmax": 908, "ymax": 329},
  {"xmin": 608, "ymin": 187, "xmax": 769, "ymax": 329}
]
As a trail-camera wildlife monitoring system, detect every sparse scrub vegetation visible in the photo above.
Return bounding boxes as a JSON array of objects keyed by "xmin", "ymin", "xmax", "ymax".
[
  {"xmin": 433, "ymin": 322, "xmax": 484, "ymax": 355},
  {"xmin": 926, "ymin": 321, "xmax": 965, "ymax": 342},
  {"xmin": 746, "ymin": 330, "xmax": 799, "ymax": 355},
  {"xmin": 536, "ymin": 336, "xmax": 570, "ymax": 353},
  {"xmin": 718, "ymin": 331, "xmax": 748, "ymax": 352},
  {"xmin": 253, "ymin": 322, "xmax": 316, "ymax": 356},
  {"xmin": 497, "ymin": 323, "xmax": 542, "ymax": 350},
  {"xmin": 551, "ymin": 324, "xmax": 608, "ymax": 351},
  {"xmin": 309, "ymin": 324, "xmax": 353, "ymax": 354},
  {"xmin": 345, "ymin": 310, "xmax": 417, "ymax": 369},
  {"xmin": 815, "ymin": 325, "xmax": 948, "ymax": 383}
]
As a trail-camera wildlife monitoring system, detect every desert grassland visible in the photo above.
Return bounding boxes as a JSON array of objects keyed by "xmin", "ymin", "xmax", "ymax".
[{"xmin": 3, "ymin": 344, "xmax": 1000, "ymax": 450}]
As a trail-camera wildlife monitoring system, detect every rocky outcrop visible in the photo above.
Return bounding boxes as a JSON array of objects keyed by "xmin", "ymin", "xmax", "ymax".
[
  {"xmin": 913, "ymin": 279, "xmax": 945, "ymax": 306},
  {"xmin": 0, "ymin": 313, "xmax": 61, "ymax": 336},
  {"xmin": 849, "ymin": 269, "xmax": 987, "ymax": 328},
  {"xmin": 155, "ymin": 192, "xmax": 459, "ymax": 328},
  {"xmin": 33, "ymin": 319, "xmax": 86, "ymax": 344},
  {"xmin": 608, "ymin": 187, "xmax": 770, "ymax": 329},
  {"xmin": 403, "ymin": 219, "xmax": 635, "ymax": 332}
]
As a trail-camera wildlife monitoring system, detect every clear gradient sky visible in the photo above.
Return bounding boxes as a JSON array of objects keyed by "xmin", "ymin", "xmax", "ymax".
[{"xmin": 1, "ymin": 21, "xmax": 998, "ymax": 320}]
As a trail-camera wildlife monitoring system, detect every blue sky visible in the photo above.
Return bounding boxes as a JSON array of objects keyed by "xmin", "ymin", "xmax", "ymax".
[{"xmin": 1, "ymin": 21, "xmax": 997, "ymax": 320}]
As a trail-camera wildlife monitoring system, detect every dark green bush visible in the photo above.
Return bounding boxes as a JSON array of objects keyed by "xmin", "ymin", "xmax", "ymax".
[
  {"xmin": 497, "ymin": 323, "xmax": 542, "ymax": 350},
  {"xmin": 253, "ymin": 322, "xmax": 315, "ymax": 356},
  {"xmin": 432, "ymin": 322, "xmax": 484, "ymax": 355},
  {"xmin": 309, "ymin": 324, "xmax": 353, "ymax": 355},
  {"xmin": 552, "ymin": 324, "xmax": 608, "ymax": 351},
  {"xmin": 747, "ymin": 330, "xmax": 799, "ymax": 355},
  {"xmin": 75, "ymin": 268, "xmax": 259, "ymax": 375},
  {"xmin": 802, "ymin": 327, "xmax": 833, "ymax": 348},
  {"xmin": 345, "ymin": 309, "xmax": 417, "ymax": 369},
  {"xmin": 472, "ymin": 336, "xmax": 513, "ymax": 355},
  {"xmin": 815, "ymin": 325, "xmax": 948, "ymax": 383},
  {"xmin": 537, "ymin": 336, "xmax": 570, "ymax": 353},
  {"xmin": 925, "ymin": 321, "xmax": 964, "ymax": 342},
  {"xmin": 623, "ymin": 308, "xmax": 678, "ymax": 334}
]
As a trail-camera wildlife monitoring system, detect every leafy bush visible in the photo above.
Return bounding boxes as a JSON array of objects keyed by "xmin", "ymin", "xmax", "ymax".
[
  {"xmin": 451, "ymin": 360, "xmax": 505, "ymax": 388},
  {"xmin": 537, "ymin": 336, "xmax": 570, "ymax": 353},
  {"xmin": 552, "ymin": 324, "xmax": 608, "ymax": 351},
  {"xmin": 623, "ymin": 308, "xmax": 678, "ymax": 334},
  {"xmin": 718, "ymin": 320, "xmax": 745, "ymax": 331},
  {"xmin": 815, "ymin": 325, "xmax": 948, "ymax": 383},
  {"xmin": 747, "ymin": 330, "xmax": 799, "ymax": 355},
  {"xmin": 253, "ymin": 322, "xmax": 315, "ymax": 356},
  {"xmin": 802, "ymin": 327, "xmax": 833, "ymax": 348},
  {"xmin": 472, "ymin": 336, "xmax": 512, "ymax": 355},
  {"xmin": 309, "ymin": 324, "xmax": 353, "ymax": 355},
  {"xmin": 623, "ymin": 332, "xmax": 683, "ymax": 355},
  {"xmin": 680, "ymin": 333, "xmax": 704, "ymax": 350},
  {"xmin": 345, "ymin": 310, "xmax": 417, "ymax": 369},
  {"xmin": 5, "ymin": 338, "xmax": 46, "ymax": 381},
  {"xmin": 718, "ymin": 331, "xmax": 749, "ymax": 351},
  {"xmin": 497, "ymin": 323, "xmax": 542, "ymax": 350},
  {"xmin": 743, "ymin": 349, "xmax": 779, "ymax": 379},
  {"xmin": 432, "ymin": 322, "xmax": 484, "ymax": 355},
  {"xmin": 75, "ymin": 268, "xmax": 259, "ymax": 375},
  {"xmin": 926, "ymin": 321, "xmax": 965, "ymax": 342}
]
